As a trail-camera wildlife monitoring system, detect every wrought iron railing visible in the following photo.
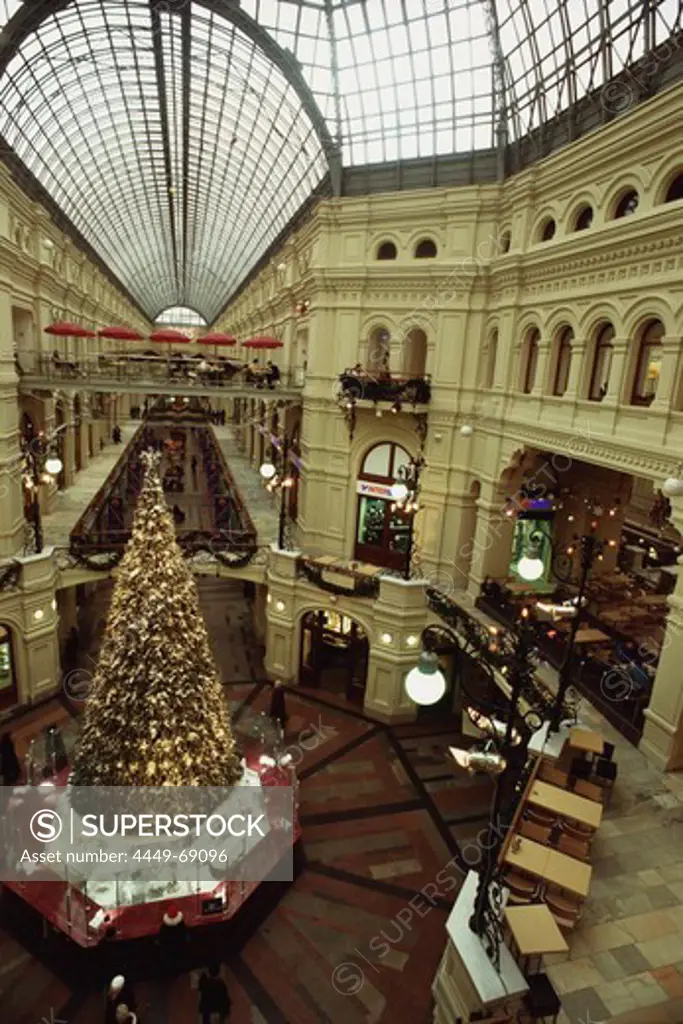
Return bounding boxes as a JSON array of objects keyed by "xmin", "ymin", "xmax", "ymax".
[
  {"xmin": 19, "ymin": 352, "xmax": 303, "ymax": 392},
  {"xmin": 297, "ymin": 556, "xmax": 381, "ymax": 598},
  {"xmin": 337, "ymin": 369, "xmax": 431, "ymax": 405}
]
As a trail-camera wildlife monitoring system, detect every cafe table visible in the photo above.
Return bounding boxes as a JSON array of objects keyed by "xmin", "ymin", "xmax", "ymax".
[
  {"xmin": 527, "ymin": 780, "xmax": 603, "ymax": 830},
  {"xmin": 568, "ymin": 727, "xmax": 605, "ymax": 756},
  {"xmin": 504, "ymin": 837, "xmax": 592, "ymax": 898},
  {"xmin": 504, "ymin": 904, "xmax": 568, "ymax": 972}
]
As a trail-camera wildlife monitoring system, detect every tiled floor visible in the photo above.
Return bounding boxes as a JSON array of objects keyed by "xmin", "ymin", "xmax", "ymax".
[{"xmin": 6, "ymin": 657, "xmax": 683, "ymax": 1021}]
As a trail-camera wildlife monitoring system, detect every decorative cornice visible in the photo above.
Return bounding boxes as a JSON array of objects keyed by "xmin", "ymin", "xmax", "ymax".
[{"xmin": 500, "ymin": 421, "xmax": 679, "ymax": 478}]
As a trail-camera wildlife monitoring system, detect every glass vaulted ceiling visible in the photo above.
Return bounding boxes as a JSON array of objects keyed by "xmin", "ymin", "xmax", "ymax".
[{"xmin": 0, "ymin": 1, "xmax": 680, "ymax": 321}]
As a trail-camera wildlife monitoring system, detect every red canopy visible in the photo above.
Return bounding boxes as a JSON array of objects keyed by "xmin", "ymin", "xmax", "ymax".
[
  {"xmin": 149, "ymin": 328, "xmax": 191, "ymax": 343},
  {"xmin": 45, "ymin": 321, "xmax": 97, "ymax": 338},
  {"xmin": 243, "ymin": 336, "xmax": 283, "ymax": 349},
  {"xmin": 98, "ymin": 326, "xmax": 144, "ymax": 340},
  {"xmin": 196, "ymin": 332, "xmax": 237, "ymax": 346}
]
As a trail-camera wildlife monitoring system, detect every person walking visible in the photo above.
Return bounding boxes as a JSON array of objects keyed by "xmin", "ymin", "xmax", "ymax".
[
  {"xmin": 158, "ymin": 904, "xmax": 186, "ymax": 974},
  {"xmin": 105, "ymin": 975, "xmax": 137, "ymax": 1024},
  {"xmin": 268, "ymin": 679, "xmax": 288, "ymax": 736},
  {"xmin": 115, "ymin": 1006, "xmax": 137, "ymax": 1024},
  {"xmin": 198, "ymin": 964, "xmax": 232, "ymax": 1024}
]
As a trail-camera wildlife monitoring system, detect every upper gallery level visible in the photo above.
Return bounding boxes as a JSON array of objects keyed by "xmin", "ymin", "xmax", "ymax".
[
  {"xmin": 0, "ymin": 163, "xmax": 150, "ymax": 341},
  {"xmin": 213, "ymin": 82, "xmax": 683, "ymax": 466}
]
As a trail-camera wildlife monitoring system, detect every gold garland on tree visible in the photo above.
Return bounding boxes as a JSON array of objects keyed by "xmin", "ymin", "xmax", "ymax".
[{"xmin": 71, "ymin": 449, "xmax": 243, "ymax": 787}]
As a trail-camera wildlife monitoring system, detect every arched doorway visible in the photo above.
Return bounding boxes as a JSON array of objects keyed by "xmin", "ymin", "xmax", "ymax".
[
  {"xmin": 355, "ymin": 441, "xmax": 412, "ymax": 571},
  {"xmin": 299, "ymin": 610, "xmax": 369, "ymax": 703}
]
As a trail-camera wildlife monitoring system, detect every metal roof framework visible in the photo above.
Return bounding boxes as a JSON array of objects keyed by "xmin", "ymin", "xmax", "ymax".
[{"xmin": 0, "ymin": 0, "xmax": 680, "ymax": 322}]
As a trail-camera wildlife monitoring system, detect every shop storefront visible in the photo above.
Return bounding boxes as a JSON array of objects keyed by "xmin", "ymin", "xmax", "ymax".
[
  {"xmin": 299, "ymin": 610, "xmax": 369, "ymax": 702},
  {"xmin": 354, "ymin": 442, "xmax": 411, "ymax": 571}
]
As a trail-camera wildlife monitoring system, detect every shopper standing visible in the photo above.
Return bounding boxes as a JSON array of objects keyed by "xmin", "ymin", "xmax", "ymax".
[{"xmin": 198, "ymin": 964, "xmax": 232, "ymax": 1024}]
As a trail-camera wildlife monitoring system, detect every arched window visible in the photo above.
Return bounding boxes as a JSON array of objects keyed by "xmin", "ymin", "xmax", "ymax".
[
  {"xmin": 574, "ymin": 205, "xmax": 593, "ymax": 231},
  {"xmin": 480, "ymin": 330, "xmax": 498, "ymax": 389},
  {"xmin": 521, "ymin": 329, "xmax": 540, "ymax": 394},
  {"xmin": 588, "ymin": 323, "xmax": 615, "ymax": 401},
  {"xmin": 414, "ymin": 238, "xmax": 437, "ymax": 259},
  {"xmin": 403, "ymin": 327, "xmax": 427, "ymax": 378},
  {"xmin": 632, "ymin": 319, "xmax": 664, "ymax": 405},
  {"xmin": 539, "ymin": 218, "xmax": 556, "ymax": 242},
  {"xmin": 355, "ymin": 442, "xmax": 412, "ymax": 572},
  {"xmin": 664, "ymin": 173, "xmax": 683, "ymax": 203},
  {"xmin": 499, "ymin": 229, "xmax": 511, "ymax": 254},
  {"xmin": 0, "ymin": 624, "xmax": 18, "ymax": 710},
  {"xmin": 376, "ymin": 241, "xmax": 397, "ymax": 260},
  {"xmin": 552, "ymin": 327, "xmax": 573, "ymax": 396},
  {"xmin": 613, "ymin": 189, "xmax": 639, "ymax": 219},
  {"xmin": 367, "ymin": 327, "xmax": 391, "ymax": 373}
]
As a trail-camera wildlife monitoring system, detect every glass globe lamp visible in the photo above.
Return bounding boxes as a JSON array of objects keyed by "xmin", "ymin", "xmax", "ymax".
[
  {"xmin": 259, "ymin": 461, "xmax": 277, "ymax": 481},
  {"xmin": 405, "ymin": 650, "xmax": 446, "ymax": 706},
  {"xmin": 517, "ymin": 552, "xmax": 544, "ymax": 582},
  {"xmin": 45, "ymin": 455, "xmax": 63, "ymax": 476},
  {"xmin": 390, "ymin": 480, "xmax": 409, "ymax": 502}
]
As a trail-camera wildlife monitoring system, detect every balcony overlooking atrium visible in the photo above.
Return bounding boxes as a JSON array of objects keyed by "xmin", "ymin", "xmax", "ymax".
[{"xmin": 17, "ymin": 350, "xmax": 304, "ymax": 400}]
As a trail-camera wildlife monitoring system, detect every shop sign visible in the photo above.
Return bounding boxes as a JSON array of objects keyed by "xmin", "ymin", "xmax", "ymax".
[{"xmin": 356, "ymin": 480, "xmax": 393, "ymax": 499}]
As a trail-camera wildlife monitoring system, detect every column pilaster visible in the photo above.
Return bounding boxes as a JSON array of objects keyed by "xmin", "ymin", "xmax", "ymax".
[
  {"xmin": 564, "ymin": 341, "xmax": 586, "ymax": 399},
  {"xmin": 467, "ymin": 487, "xmax": 515, "ymax": 597},
  {"xmin": 604, "ymin": 336, "xmax": 630, "ymax": 405},
  {"xmin": 652, "ymin": 336, "xmax": 681, "ymax": 410}
]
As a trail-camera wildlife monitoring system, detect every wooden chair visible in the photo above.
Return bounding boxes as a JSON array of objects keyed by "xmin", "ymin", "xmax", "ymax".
[
  {"xmin": 545, "ymin": 889, "xmax": 583, "ymax": 931},
  {"xmin": 503, "ymin": 870, "xmax": 541, "ymax": 899},
  {"xmin": 573, "ymin": 778, "xmax": 604, "ymax": 803},
  {"xmin": 560, "ymin": 817, "xmax": 593, "ymax": 838},
  {"xmin": 556, "ymin": 833, "xmax": 591, "ymax": 862},
  {"xmin": 519, "ymin": 820, "xmax": 551, "ymax": 845},
  {"xmin": 524, "ymin": 805, "xmax": 557, "ymax": 827}
]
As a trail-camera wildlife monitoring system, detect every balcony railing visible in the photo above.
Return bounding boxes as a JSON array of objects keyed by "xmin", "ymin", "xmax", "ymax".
[
  {"xmin": 19, "ymin": 352, "xmax": 302, "ymax": 392},
  {"xmin": 337, "ymin": 369, "xmax": 431, "ymax": 405}
]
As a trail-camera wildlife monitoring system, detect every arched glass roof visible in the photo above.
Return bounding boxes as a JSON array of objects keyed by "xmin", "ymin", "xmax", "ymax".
[
  {"xmin": 0, "ymin": 1, "xmax": 680, "ymax": 321},
  {"xmin": 155, "ymin": 306, "xmax": 206, "ymax": 326}
]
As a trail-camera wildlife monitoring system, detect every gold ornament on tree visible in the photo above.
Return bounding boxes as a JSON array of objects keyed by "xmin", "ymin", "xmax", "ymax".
[{"xmin": 71, "ymin": 449, "xmax": 243, "ymax": 787}]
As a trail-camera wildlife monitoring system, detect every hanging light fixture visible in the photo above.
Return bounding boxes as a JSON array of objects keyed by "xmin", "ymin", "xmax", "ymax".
[
  {"xmin": 662, "ymin": 476, "xmax": 683, "ymax": 497},
  {"xmin": 404, "ymin": 650, "xmax": 446, "ymax": 706},
  {"xmin": 390, "ymin": 480, "xmax": 409, "ymax": 502},
  {"xmin": 44, "ymin": 455, "xmax": 63, "ymax": 476},
  {"xmin": 259, "ymin": 461, "xmax": 277, "ymax": 481},
  {"xmin": 448, "ymin": 744, "xmax": 506, "ymax": 776},
  {"xmin": 517, "ymin": 539, "xmax": 545, "ymax": 582}
]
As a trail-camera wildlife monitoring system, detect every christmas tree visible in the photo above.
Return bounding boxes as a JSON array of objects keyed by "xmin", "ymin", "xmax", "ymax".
[{"xmin": 71, "ymin": 450, "xmax": 243, "ymax": 787}]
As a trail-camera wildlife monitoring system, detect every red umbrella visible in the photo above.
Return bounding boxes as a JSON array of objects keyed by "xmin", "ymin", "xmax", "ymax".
[
  {"xmin": 197, "ymin": 332, "xmax": 237, "ymax": 359},
  {"xmin": 243, "ymin": 336, "xmax": 283, "ymax": 349},
  {"xmin": 45, "ymin": 321, "xmax": 96, "ymax": 338},
  {"xmin": 149, "ymin": 328, "xmax": 191, "ymax": 343},
  {"xmin": 98, "ymin": 326, "xmax": 144, "ymax": 340},
  {"xmin": 196, "ymin": 332, "xmax": 237, "ymax": 346}
]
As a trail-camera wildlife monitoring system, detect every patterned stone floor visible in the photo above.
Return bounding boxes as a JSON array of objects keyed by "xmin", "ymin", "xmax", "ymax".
[
  {"xmin": 0, "ymin": 684, "xmax": 487, "ymax": 1024},
  {"xmin": 4, "ymin": 673, "xmax": 683, "ymax": 1022}
]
